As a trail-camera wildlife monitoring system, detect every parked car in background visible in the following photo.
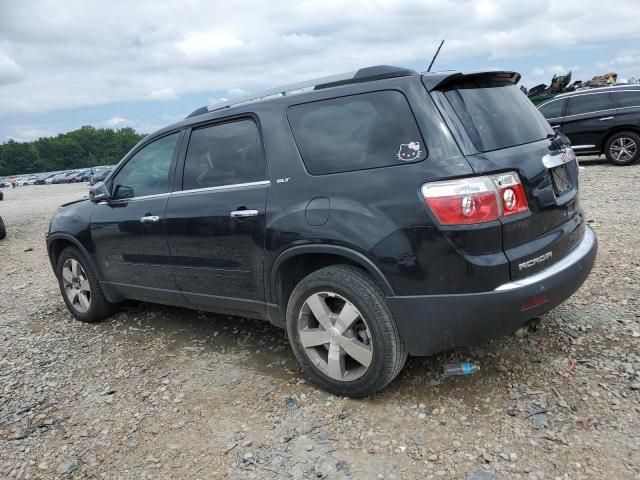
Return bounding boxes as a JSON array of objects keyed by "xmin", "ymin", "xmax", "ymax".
[
  {"xmin": 35, "ymin": 173, "xmax": 56, "ymax": 185},
  {"xmin": 538, "ymin": 85, "xmax": 640, "ymax": 165},
  {"xmin": 75, "ymin": 170, "xmax": 92, "ymax": 183},
  {"xmin": 45, "ymin": 173, "xmax": 61, "ymax": 184},
  {"xmin": 15, "ymin": 176, "xmax": 34, "ymax": 186},
  {"xmin": 46, "ymin": 173, "xmax": 67, "ymax": 184},
  {"xmin": 47, "ymin": 66, "xmax": 597, "ymax": 397},
  {"xmin": 90, "ymin": 166, "xmax": 112, "ymax": 185},
  {"xmin": 56, "ymin": 172, "xmax": 77, "ymax": 184},
  {"xmin": 66, "ymin": 171, "xmax": 84, "ymax": 183},
  {"xmin": 91, "ymin": 167, "xmax": 113, "ymax": 185}
]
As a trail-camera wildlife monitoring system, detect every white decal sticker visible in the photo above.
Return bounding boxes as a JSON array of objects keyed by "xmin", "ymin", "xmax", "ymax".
[{"xmin": 397, "ymin": 142, "xmax": 422, "ymax": 161}]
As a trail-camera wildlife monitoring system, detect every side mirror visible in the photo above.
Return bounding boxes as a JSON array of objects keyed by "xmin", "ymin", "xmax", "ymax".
[{"xmin": 89, "ymin": 181, "xmax": 111, "ymax": 202}]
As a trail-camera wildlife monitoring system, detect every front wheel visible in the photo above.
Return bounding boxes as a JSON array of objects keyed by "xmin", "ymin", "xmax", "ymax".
[
  {"xmin": 604, "ymin": 131, "xmax": 640, "ymax": 166},
  {"xmin": 56, "ymin": 246, "xmax": 116, "ymax": 322},
  {"xmin": 286, "ymin": 265, "xmax": 407, "ymax": 397}
]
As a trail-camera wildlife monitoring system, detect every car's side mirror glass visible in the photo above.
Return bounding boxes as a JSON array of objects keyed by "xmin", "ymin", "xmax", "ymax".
[
  {"xmin": 112, "ymin": 185, "xmax": 134, "ymax": 200},
  {"xmin": 89, "ymin": 182, "xmax": 111, "ymax": 202}
]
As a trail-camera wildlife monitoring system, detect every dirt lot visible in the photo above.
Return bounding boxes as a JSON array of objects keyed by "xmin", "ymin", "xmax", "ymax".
[{"xmin": 1, "ymin": 159, "xmax": 639, "ymax": 480}]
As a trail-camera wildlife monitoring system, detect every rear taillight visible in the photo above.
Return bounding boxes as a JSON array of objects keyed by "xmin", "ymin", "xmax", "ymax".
[
  {"xmin": 492, "ymin": 172, "xmax": 528, "ymax": 216},
  {"xmin": 421, "ymin": 172, "xmax": 528, "ymax": 225}
]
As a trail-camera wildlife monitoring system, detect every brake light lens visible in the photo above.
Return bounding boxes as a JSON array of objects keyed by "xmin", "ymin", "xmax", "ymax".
[
  {"xmin": 422, "ymin": 172, "xmax": 528, "ymax": 225},
  {"xmin": 492, "ymin": 172, "xmax": 528, "ymax": 216}
]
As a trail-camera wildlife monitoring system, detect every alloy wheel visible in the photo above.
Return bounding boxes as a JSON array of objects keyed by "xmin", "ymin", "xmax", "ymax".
[
  {"xmin": 609, "ymin": 137, "xmax": 637, "ymax": 163},
  {"xmin": 61, "ymin": 258, "xmax": 91, "ymax": 313},
  {"xmin": 297, "ymin": 291, "xmax": 373, "ymax": 382}
]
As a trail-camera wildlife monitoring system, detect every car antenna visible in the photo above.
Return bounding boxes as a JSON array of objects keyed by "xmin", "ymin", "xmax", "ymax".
[{"xmin": 427, "ymin": 39, "xmax": 445, "ymax": 72}]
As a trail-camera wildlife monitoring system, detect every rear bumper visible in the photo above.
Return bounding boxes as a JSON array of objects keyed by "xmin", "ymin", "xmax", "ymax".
[{"xmin": 386, "ymin": 227, "xmax": 597, "ymax": 356}]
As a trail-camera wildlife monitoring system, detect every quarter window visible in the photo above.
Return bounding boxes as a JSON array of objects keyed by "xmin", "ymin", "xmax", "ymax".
[
  {"xmin": 111, "ymin": 132, "xmax": 180, "ymax": 200},
  {"xmin": 287, "ymin": 91, "xmax": 426, "ymax": 175},
  {"xmin": 539, "ymin": 99, "xmax": 566, "ymax": 119},
  {"xmin": 566, "ymin": 93, "xmax": 613, "ymax": 116},
  {"xmin": 612, "ymin": 90, "xmax": 640, "ymax": 108},
  {"xmin": 182, "ymin": 120, "xmax": 266, "ymax": 190}
]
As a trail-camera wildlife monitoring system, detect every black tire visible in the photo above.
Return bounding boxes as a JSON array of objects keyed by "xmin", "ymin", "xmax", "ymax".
[
  {"xmin": 0, "ymin": 216, "xmax": 5, "ymax": 240},
  {"xmin": 56, "ymin": 246, "xmax": 116, "ymax": 322},
  {"xmin": 604, "ymin": 131, "xmax": 640, "ymax": 166},
  {"xmin": 286, "ymin": 265, "xmax": 407, "ymax": 397}
]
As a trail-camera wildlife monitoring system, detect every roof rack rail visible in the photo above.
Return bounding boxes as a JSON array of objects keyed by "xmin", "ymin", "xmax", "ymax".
[
  {"xmin": 186, "ymin": 65, "xmax": 416, "ymax": 119},
  {"xmin": 198, "ymin": 71, "xmax": 356, "ymax": 116}
]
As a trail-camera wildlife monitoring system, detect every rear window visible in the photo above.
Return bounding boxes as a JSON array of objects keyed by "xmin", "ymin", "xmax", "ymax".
[
  {"xmin": 612, "ymin": 90, "xmax": 640, "ymax": 108},
  {"xmin": 288, "ymin": 91, "xmax": 426, "ymax": 175},
  {"xmin": 444, "ymin": 84, "xmax": 552, "ymax": 152},
  {"xmin": 566, "ymin": 93, "xmax": 612, "ymax": 116},
  {"xmin": 538, "ymin": 98, "xmax": 566, "ymax": 119}
]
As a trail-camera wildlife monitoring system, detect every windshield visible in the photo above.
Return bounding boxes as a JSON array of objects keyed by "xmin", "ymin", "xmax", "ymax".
[{"xmin": 444, "ymin": 84, "xmax": 553, "ymax": 152}]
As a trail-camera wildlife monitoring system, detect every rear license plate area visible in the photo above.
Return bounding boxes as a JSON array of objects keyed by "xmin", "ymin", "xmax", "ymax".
[{"xmin": 550, "ymin": 164, "xmax": 572, "ymax": 196}]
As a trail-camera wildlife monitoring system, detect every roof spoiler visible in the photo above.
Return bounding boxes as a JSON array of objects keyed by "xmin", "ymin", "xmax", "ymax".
[{"xmin": 422, "ymin": 70, "xmax": 521, "ymax": 91}]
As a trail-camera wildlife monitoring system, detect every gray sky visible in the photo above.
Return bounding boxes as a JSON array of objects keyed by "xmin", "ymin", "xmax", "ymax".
[{"xmin": 1, "ymin": 0, "xmax": 639, "ymax": 140}]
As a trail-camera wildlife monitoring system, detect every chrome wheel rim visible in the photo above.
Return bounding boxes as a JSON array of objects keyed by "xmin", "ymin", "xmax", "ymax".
[
  {"xmin": 610, "ymin": 137, "xmax": 637, "ymax": 163},
  {"xmin": 297, "ymin": 292, "xmax": 373, "ymax": 382},
  {"xmin": 62, "ymin": 258, "xmax": 91, "ymax": 313}
]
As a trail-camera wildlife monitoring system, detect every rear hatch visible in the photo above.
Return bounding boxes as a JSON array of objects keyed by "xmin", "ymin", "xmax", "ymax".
[{"xmin": 425, "ymin": 72, "xmax": 584, "ymax": 280}]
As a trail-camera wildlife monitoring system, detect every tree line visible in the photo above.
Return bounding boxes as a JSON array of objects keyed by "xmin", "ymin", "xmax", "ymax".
[{"xmin": 0, "ymin": 126, "xmax": 146, "ymax": 176}]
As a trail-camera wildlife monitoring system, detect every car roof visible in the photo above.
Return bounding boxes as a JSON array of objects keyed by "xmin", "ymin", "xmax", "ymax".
[{"xmin": 551, "ymin": 84, "xmax": 640, "ymax": 100}]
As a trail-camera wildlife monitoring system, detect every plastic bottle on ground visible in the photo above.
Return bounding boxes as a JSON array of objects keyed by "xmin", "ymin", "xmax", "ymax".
[{"xmin": 442, "ymin": 362, "xmax": 480, "ymax": 376}]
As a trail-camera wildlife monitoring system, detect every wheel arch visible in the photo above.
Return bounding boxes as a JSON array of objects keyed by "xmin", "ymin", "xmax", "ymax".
[
  {"xmin": 47, "ymin": 234, "xmax": 101, "ymax": 280},
  {"xmin": 269, "ymin": 245, "xmax": 394, "ymax": 319},
  {"xmin": 600, "ymin": 126, "xmax": 640, "ymax": 152}
]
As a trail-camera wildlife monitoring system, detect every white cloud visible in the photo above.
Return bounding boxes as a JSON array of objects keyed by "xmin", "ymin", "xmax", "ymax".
[
  {"xmin": 178, "ymin": 31, "xmax": 245, "ymax": 60},
  {"xmin": 7, "ymin": 126, "xmax": 57, "ymax": 142},
  {"xmin": 143, "ymin": 88, "xmax": 178, "ymax": 101},
  {"xmin": 104, "ymin": 116, "xmax": 127, "ymax": 126},
  {"xmin": 529, "ymin": 64, "xmax": 585, "ymax": 84},
  {"xmin": 0, "ymin": 0, "xmax": 639, "ymax": 117},
  {"xmin": 0, "ymin": 53, "xmax": 24, "ymax": 85},
  {"xmin": 227, "ymin": 88, "xmax": 247, "ymax": 98}
]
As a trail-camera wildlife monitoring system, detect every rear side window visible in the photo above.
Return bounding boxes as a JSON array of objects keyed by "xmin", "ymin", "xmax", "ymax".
[
  {"xmin": 182, "ymin": 119, "xmax": 266, "ymax": 190},
  {"xmin": 566, "ymin": 93, "xmax": 612, "ymax": 116},
  {"xmin": 288, "ymin": 91, "xmax": 426, "ymax": 175},
  {"xmin": 539, "ymin": 98, "xmax": 566, "ymax": 119},
  {"xmin": 612, "ymin": 90, "xmax": 640, "ymax": 108},
  {"xmin": 444, "ymin": 84, "xmax": 552, "ymax": 152}
]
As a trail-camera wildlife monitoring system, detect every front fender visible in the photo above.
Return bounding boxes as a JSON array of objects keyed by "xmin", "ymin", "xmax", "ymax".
[{"xmin": 46, "ymin": 233, "xmax": 101, "ymax": 279}]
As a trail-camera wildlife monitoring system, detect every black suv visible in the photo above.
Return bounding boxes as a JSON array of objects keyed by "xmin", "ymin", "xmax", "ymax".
[
  {"xmin": 47, "ymin": 66, "xmax": 597, "ymax": 396},
  {"xmin": 538, "ymin": 85, "xmax": 640, "ymax": 165}
]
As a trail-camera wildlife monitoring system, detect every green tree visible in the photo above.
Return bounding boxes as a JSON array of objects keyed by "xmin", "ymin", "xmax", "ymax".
[{"xmin": 0, "ymin": 127, "xmax": 146, "ymax": 176}]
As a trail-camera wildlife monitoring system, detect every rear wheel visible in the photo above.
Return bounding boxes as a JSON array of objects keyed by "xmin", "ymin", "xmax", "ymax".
[
  {"xmin": 56, "ymin": 246, "xmax": 116, "ymax": 322},
  {"xmin": 0, "ymin": 216, "xmax": 5, "ymax": 240},
  {"xmin": 604, "ymin": 131, "xmax": 640, "ymax": 166},
  {"xmin": 286, "ymin": 265, "xmax": 407, "ymax": 397}
]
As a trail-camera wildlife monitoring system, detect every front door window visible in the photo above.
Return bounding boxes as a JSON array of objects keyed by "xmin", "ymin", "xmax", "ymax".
[{"xmin": 111, "ymin": 133, "xmax": 180, "ymax": 199}]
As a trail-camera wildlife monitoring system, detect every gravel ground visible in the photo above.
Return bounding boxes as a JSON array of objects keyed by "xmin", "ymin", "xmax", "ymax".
[{"xmin": 0, "ymin": 158, "xmax": 639, "ymax": 480}]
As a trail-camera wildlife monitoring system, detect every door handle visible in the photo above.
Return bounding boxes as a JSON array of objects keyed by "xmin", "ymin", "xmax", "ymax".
[
  {"xmin": 230, "ymin": 209, "xmax": 259, "ymax": 218},
  {"xmin": 139, "ymin": 215, "xmax": 160, "ymax": 224},
  {"xmin": 599, "ymin": 116, "xmax": 614, "ymax": 121}
]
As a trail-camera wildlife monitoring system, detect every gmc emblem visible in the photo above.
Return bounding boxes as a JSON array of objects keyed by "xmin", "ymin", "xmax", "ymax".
[{"xmin": 519, "ymin": 251, "xmax": 553, "ymax": 271}]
